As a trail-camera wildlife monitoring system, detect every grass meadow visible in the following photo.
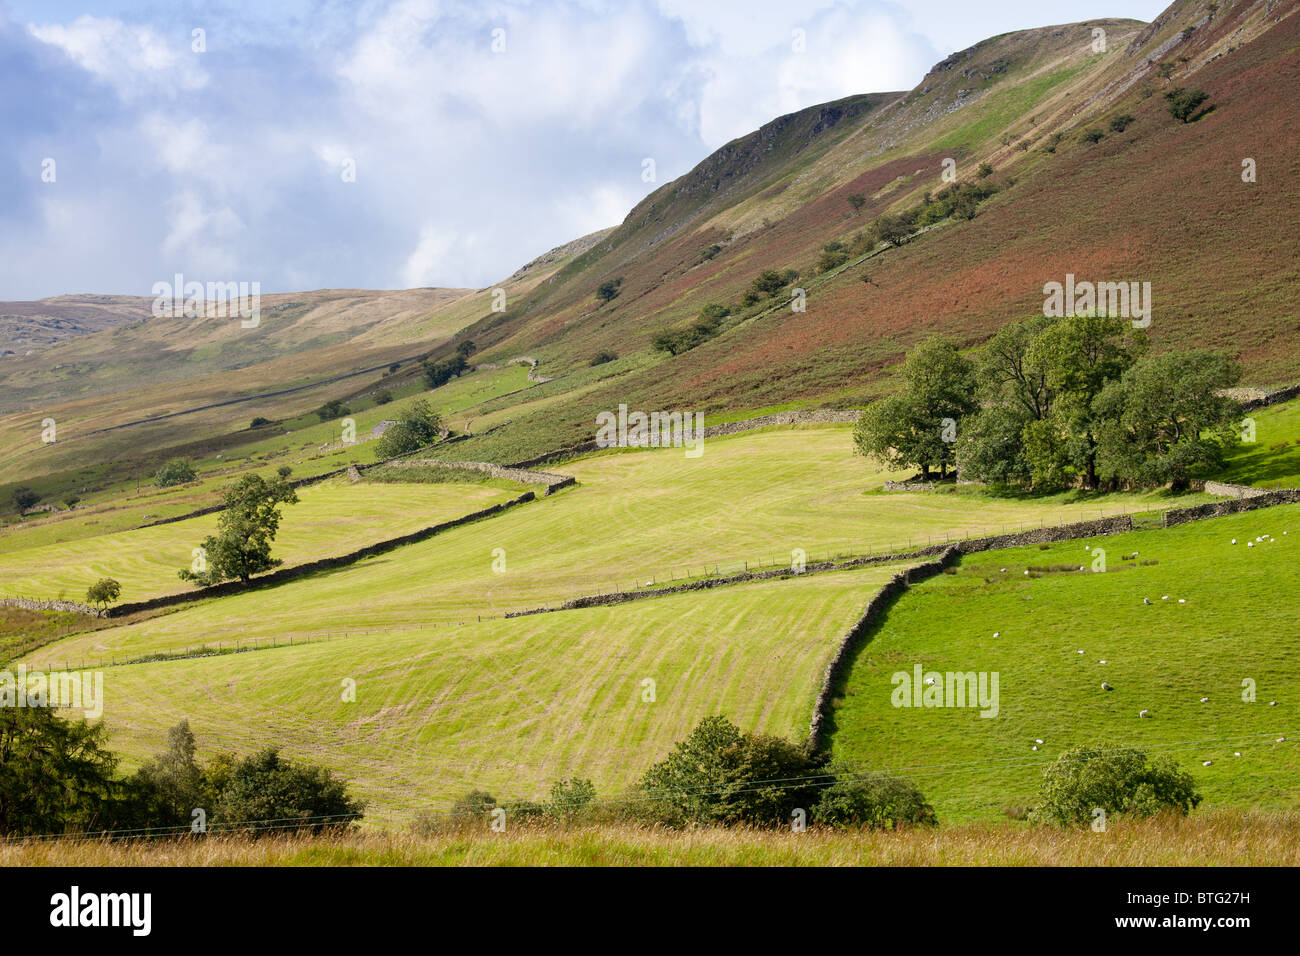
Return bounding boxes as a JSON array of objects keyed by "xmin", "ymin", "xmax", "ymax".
[{"xmin": 828, "ymin": 504, "xmax": 1300, "ymax": 821}]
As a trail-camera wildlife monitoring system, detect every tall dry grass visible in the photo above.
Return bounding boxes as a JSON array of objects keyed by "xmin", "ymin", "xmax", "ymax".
[{"xmin": 3, "ymin": 810, "xmax": 1297, "ymax": 867}]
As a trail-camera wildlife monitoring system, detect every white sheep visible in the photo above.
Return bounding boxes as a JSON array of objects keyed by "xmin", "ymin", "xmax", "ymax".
[
  {"xmin": 1200, "ymin": 697, "xmax": 1209, "ymax": 703},
  {"xmin": 1139, "ymin": 709, "xmax": 1150, "ymax": 718},
  {"xmin": 1101, "ymin": 682, "xmax": 1113, "ymax": 691},
  {"xmin": 1202, "ymin": 760, "xmax": 1212, "ymax": 766},
  {"xmin": 993, "ymin": 631, "xmax": 1000, "ymax": 638},
  {"xmin": 1032, "ymin": 745, "xmax": 1038, "ymax": 751},
  {"xmin": 1178, "ymin": 599, "xmax": 1187, "ymax": 604},
  {"xmin": 1077, "ymin": 649, "xmax": 1085, "ymax": 654},
  {"xmin": 1143, "ymin": 598, "xmax": 1152, "ymax": 605},
  {"xmin": 1233, "ymin": 752, "xmax": 1242, "ymax": 757},
  {"xmin": 1278, "ymin": 737, "xmax": 1287, "ymax": 743},
  {"xmin": 1270, "ymin": 701, "xmax": 1278, "ymax": 706},
  {"xmin": 1099, "ymin": 659, "xmax": 1108, "ymax": 664},
  {"xmin": 1035, "ymin": 738, "xmax": 1044, "ymax": 744},
  {"xmin": 1231, "ymin": 538, "xmax": 1237, "ymax": 545}
]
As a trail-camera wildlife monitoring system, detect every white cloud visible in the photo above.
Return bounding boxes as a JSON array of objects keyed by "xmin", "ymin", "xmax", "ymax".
[{"xmin": 28, "ymin": 14, "xmax": 208, "ymax": 100}]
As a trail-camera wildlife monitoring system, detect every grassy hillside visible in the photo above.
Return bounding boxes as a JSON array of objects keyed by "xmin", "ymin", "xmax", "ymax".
[
  {"xmin": 0, "ymin": 479, "xmax": 519, "ymax": 604},
  {"xmin": 22, "ymin": 425, "xmax": 1208, "ymax": 666},
  {"xmin": 828, "ymin": 503, "xmax": 1300, "ymax": 821}
]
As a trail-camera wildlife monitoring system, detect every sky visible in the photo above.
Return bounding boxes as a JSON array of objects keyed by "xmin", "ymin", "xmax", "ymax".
[{"xmin": 0, "ymin": 0, "xmax": 1168, "ymax": 299}]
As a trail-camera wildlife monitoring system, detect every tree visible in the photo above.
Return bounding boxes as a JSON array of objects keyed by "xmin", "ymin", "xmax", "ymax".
[
  {"xmin": 846, "ymin": 193, "xmax": 866, "ymax": 213},
  {"xmin": 638, "ymin": 716, "xmax": 825, "ymax": 826},
  {"xmin": 1094, "ymin": 350, "xmax": 1241, "ymax": 489},
  {"xmin": 0, "ymin": 706, "xmax": 119, "ymax": 837},
  {"xmin": 596, "ymin": 278, "xmax": 623, "ymax": 303},
  {"xmin": 11, "ymin": 487, "xmax": 39, "ymax": 513},
  {"xmin": 1032, "ymin": 313, "xmax": 1144, "ymax": 488},
  {"xmin": 249, "ymin": 416, "xmax": 272, "ymax": 428},
  {"xmin": 276, "ymin": 465, "xmax": 293, "ymax": 478},
  {"xmin": 812, "ymin": 771, "xmax": 937, "ymax": 829},
  {"xmin": 373, "ymin": 389, "xmax": 393, "ymax": 405},
  {"xmin": 118, "ymin": 721, "xmax": 206, "ymax": 832},
  {"xmin": 210, "ymin": 747, "xmax": 363, "ymax": 834},
  {"xmin": 976, "ymin": 162, "xmax": 994, "ymax": 178},
  {"xmin": 177, "ymin": 473, "xmax": 298, "ymax": 586},
  {"xmin": 1165, "ymin": 87, "xmax": 1210, "ymax": 123},
  {"xmin": 154, "ymin": 458, "xmax": 196, "ymax": 487},
  {"xmin": 374, "ymin": 398, "xmax": 444, "ymax": 458},
  {"xmin": 1031, "ymin": 745, "xmax": 1201, "ymax": 827},
  {"xmin": 63, "ymin": 496, "xmax": 81, "ymax": 509},
  {"xmin": 85, "ymin": 578, "xmax": 122, "ymax": 610},
  {"xmin": 853, "ymin": 337, "xmax": 976, "ymax": 479},
  {"xmin": 455, "ymin": 340, "xmax": 476, "ymax": 358}
]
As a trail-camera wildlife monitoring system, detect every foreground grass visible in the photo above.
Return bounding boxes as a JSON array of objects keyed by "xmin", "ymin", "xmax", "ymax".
[
  {"xmin": 830, "ymin": 504, "xmax": 1300, "ymax": 821},
  {"xmin": 4, "ymin": 811, "xmax": 1296, "ymax": 866}
]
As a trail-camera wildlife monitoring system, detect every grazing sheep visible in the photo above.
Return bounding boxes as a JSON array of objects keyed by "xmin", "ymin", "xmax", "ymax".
[
  {"xmin": 1161, "ymin": 595, "xmax": 1169, "ymax": 600},
  {"xmin": 1139, "ymin": 709, "xmax": 1150, "ymax": 718},
  {"xmin": 1032, "ymin": 745, "xmax": 1039, "ymax": 751},
  {"xmin": 1178, "ymin": 599, "xmax": 1187, "ymax": 604},
  {"xmin": 1099, "ymin": 659, "xmax": 1107, "ymax": 664},
  {"xmin": 1231, "ymin": 539, "xmax": 1237, "ymax": 545},
  {"xmin": 993, "ymin": 631, "xmax": 1000, "ymax": 638},
  {"xmin": 1270, "ymin": 701, "xmax": 1278, "ymax": 706},
  {"xmin": 1077, "ymin": 649, "xmax": 1085, "ymax": 654},
  {"xmin": 1234, "ymin": 752, "xmax": 1242, "ymax": 757},
  {"xmin": 1035, "ymin": 738, "xmax": 1044, "ymax": 744},
  {"xmin": 1143, "ymin": 598, "xmax": 1152, "ymax": 605},
  {"xmin": 1101, "ymin": 682, "xmax": 1113, "ymax": 691},
  {"xmin": 1248, "ymin": 542, "xmax": 1255, "ymax": 548},
  {"xmin": 1202, "ymin": 760, "xmax": 1212, "ymax": 767},
  {"xmin": 924, "ymin": 676, "xmax": 936, "ymax": 686},
  {"xmin": 1200, "ymin": 697, "xmax": 1209, "ymax": 703},
  {"xmin": 1278, "ymin": 737, "xmax": 1287, "ymax": 743}
]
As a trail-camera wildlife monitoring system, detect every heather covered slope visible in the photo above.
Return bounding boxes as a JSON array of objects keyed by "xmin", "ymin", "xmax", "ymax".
[{"xmin": 424, "ymin": 0, "xmax": 1300, "ymax": 464}]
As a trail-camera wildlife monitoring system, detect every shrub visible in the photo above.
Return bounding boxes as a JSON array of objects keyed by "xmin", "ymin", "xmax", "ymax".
[
  {"xmin": 638, "ymin": 716, "xmax": 825, "ymax": 826},
  {"xmin": 249, "ymin": 416, "xmax": 272, "ymax": 428},
  {"xmin": 1031, "ymin": 744, "xmax": 1201, "ymax": 827},
  {"xmin": 1042, "ymin": 132, "xmax": 1063, "ymax": 153},
  {"xmin": 1108, "ymin": 113, "xmax": 1135, "ymax": 132},
  {"xmin": 817, "ymin": 241, "xmax": 851, "ymax": 273},
  {"xmin": 846, "ymin": 193, "xmax": 866, "ymax": 213},
  {"xmin": 1165, "ymin": 87, "xmax": 1209, "ymax": 122},
  {"xmin": 701, "ymin": 244, "xmax": 722, "ymax": 260},
  {"xmin": 85, "ymin": 578, "xmax": 121, "ymax": 609},
  {"xmin": 1082, "ymin": 128, "xmax": 1105, "ymax": 144},
  {"xmin": 976, "ymin": 162, "xmax": 994, "ymax": 178},
  {"xmin": 589, "ymin": 351, "xmax": 618, "ymax": 366},
  {"xmin": 373, "ymin": 389, "xmax": 393, "ymax": 405},
  {"xmin": 545, "ymin": 777, "xmax": 597, "ymax": 821},
  {"xmin": 596, "ymin": 278, "xmax": 623, "ymax": 303},
  {"xmin": 276, "ymin": 465, "xmax": 293, "ymax": 478},
  {"xmin": 375, "ymin": 398, "xmax": 444, "ymax": 458},
  {"xmin": 211, "ymin": 747, "xmax": 363, "ymax": 834},
  {"xmin": 812, "ymin": 772, "xmax": 937, "ymax": 829},
  {"xmin": 63, "ymin": 496, "xmax": 80, "ymax": 509},
  {"xmin": 154, "ymin": 458, "xmax": 196, "ymax": 487}
]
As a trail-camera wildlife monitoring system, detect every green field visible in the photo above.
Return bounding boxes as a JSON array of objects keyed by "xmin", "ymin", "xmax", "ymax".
[
  {"xmin": 80, "ymin": 563, "xmax": 907, "ymax": 822},
  {"xmin": 0, "ymin": 479, "xmax": 518, "ymax": 604},
  {"xmin": 828, "ymin": 504, "xmax": 1300, "ymax": 821},
  {"xmin": 21, "ymin": 425, "xmax": 1209, "ymax": 666}
]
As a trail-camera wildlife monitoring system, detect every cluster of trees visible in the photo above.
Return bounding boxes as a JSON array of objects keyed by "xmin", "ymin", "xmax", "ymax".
[
  {"xmin": 854, "ymin": 316, "xmax": 1243, "ymax": 490},
  {"xmin": 817, "ymin": 178, "xmax": 1001, "ymax": 274},
  {"xmin": 742, "ymin": 268, "xmax": 799, "ymax": 306},
  {"xmin": 10, "ymin": 487, "xmax": 40, "ymax": 514},
  {"xmin": 422, "ymin": 340, "xmax": 476, "ymax": 389},
  {"xmin": 1166, "ymin": 87, "xmax": 1211, "ymax": 123},
  {"xmin": 315, "ymin": 399, "xmax": 351, "ymax": 422},
  {"xmin": 374, "ymin": 398, "xmax": 445, "ymax": 458},
  {"xmin": 652, "ymin": 304, "xmax": 730, "ymax": 356},
  {"xmin": 153, "ymin": 458, "xmax": 196, "ymax": 487},
  {"xmin": 0, "ymin": 712, "xmax": 362, "ymax": 838},
  {"xmin": 178, "ymin": 472, "xmax": 299, "ymax": 586}
]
